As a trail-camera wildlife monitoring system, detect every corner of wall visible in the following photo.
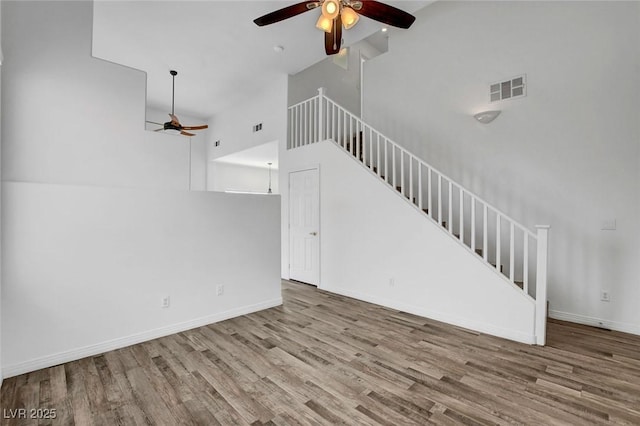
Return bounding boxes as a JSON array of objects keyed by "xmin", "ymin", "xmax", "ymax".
[{"xmin": 1, "ymin": 0, "xmax": 4, "ymax": 390}]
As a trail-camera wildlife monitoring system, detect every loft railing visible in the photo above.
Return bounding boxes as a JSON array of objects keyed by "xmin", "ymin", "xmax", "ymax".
[{"xmin": 287, "ymin": 88, "xmax": 550, "ymax": 345}]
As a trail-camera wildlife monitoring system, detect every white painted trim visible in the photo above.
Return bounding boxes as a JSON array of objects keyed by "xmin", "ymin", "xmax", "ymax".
[
  {"xmin": 285, "ymin": 163, "xmax": 322, "ymax": 176},
  {"xmin": 287, "ymin": 164, "xmax": 321, "ymax": 287},
  {"xmin": 549, "ymin": 309, "xmax": 640, "ymax": 336},
  {"xmin": 322, "ymin": 286, "xmax": 536, "ymax": 345},
  {"xmin": 359, "ymin": 52, "xmax": 369, "ymax": 119},
  {"xmin": 2, "ymin": 298, "xmax": 282, "ymax": 378}
]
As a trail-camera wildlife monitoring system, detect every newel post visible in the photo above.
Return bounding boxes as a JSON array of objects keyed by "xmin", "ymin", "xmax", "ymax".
[
  {"xmin": 535, "ymin": 225, "xmax": 550, "ymax": 345},
  {"xmin": 317, "ymin": 87, "xmax": 326, "ymax": 142}
]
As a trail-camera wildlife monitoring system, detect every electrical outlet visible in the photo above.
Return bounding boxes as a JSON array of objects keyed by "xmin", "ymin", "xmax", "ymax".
[
  {"xmin": 600, "ymin": 290, "xmax": 610, "ymax": 302},
  {"xmin": 216, "ymin": 285, "xmax": 224, "ymax": 296},
  {"xmin": 161, "ymin": 296, "xmax": 170, "ymax": 308}
]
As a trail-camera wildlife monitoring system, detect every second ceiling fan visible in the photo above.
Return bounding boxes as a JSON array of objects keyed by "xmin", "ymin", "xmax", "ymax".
[
  {"xmin": 254, "ymin": 0, "xmax": 416, "ymax": 55},
  {"xmin": 147, "ymin": 70, "xmax": 208, "ymax": 137}
]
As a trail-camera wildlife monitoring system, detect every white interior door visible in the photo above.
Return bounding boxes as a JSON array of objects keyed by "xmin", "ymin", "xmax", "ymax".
[{"xmin": 289, "ymin": 168, "xmax": 320, "ymax": 286}]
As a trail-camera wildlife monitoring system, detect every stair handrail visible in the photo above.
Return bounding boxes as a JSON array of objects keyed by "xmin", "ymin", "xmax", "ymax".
[{"xmin": 324, "ymin": 95, "xmax": 535, "ymax": 238}]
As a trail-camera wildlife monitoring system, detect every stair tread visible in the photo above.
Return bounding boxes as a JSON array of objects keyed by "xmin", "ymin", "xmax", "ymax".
[{"xmin": 489, "ymin": 263, "xmax": 505, "ymax": 272}]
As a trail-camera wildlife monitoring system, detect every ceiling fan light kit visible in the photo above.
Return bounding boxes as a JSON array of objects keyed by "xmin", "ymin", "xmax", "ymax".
[
  {"xmin": 341, "ymin": 7, "xmax": 359, "ymax": 30},
  {"xmin": 321, "ymin": 0, "xmax": 340, "ymax": 19},
  {"xmin": 254, "ymin": 0, "xmax": 415, "ymax": 55},
  {"xmin": 316, "ymin": 14, "xmax": 333, "ymax": 32}
]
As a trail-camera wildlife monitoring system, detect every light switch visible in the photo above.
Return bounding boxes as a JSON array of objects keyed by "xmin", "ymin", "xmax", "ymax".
[{"xmin": 601, "ymin": 219, "xmax": 616, "ymax": 231}]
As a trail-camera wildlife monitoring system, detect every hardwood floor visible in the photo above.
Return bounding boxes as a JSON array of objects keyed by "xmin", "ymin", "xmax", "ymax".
[{"xmin": 2, "ymin": 280, "xmax": 640, "ymax": 425}]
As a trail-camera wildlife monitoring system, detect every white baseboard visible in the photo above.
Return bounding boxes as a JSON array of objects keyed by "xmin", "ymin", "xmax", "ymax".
[
  {"xmin": 3, "ymin": 298, "xmax": 282, "ymax": 378},
  {"xmin": 549, "ymin": 309, "xmax": 640, "ymax": 336},
  {"xmin": 321, "ymin": 286, "xmax": 536, "ymax": 345}
]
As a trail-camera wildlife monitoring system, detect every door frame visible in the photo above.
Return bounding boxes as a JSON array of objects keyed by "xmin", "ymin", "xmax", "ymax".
[{"xmin": 287, "ymin": 164, "xmax": 321, "ymax": 287}]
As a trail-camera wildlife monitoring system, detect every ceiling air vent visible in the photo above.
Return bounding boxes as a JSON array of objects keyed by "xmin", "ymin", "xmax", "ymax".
[{"xmin": 490, "ymin": 75, "xmax": 526, "ymax": 102}]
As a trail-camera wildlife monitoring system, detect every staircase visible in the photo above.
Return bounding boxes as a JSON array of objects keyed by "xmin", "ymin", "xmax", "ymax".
[{"xmin": 287, "ymin": 88, "xmax": 550, "ymax": 345}]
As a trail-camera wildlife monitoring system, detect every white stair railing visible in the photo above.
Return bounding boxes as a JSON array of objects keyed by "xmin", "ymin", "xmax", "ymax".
[{"xmin": 288, "ymin": 88, "xmax": 550, "ymax": 345}]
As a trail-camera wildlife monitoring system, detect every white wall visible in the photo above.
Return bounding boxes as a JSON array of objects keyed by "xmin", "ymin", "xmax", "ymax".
[
  {"xmin": 363, "ymin": 1, "xmax": 640, "ymax": 334},
  {"xmin": 1, "ymin": 1, "xmax": 209, "ymax": 191},
  {"xmin": 204, "ymin": 75, "xmax": 289, "ymax": 276},
  {"xmin": 1, "ymin": 1, "xmax": 282, "ymax": 377},
  {"xmin": 283, "ymin": 140, "xmax": 535, "ymax": 343},
  {"xmin": 288, "ymin": 39, "xmax": 383, "ymax": 115},
  {"xmin": 2, "ymin": 182, "xmax": 281, "ymax": 376},
  {"xmin": 2, "ymin": 2, "xmax": 136, "ymax": 186},
  {"xmin": 207, "ymin": 76, "xmax": 288, "ymax": 162},
  {"xmin": 208, "ymin": 161, "xmax": 279, "ymax": 194}
]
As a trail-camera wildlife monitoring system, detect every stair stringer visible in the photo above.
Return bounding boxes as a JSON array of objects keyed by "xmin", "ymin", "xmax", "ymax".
[
  {"xmin": 333, "ymin": 137, "xmax": 528, "ymax": 295},
  {"xmin": 284, "ymin": 139, "xmax": 536, "ymax": 344}
]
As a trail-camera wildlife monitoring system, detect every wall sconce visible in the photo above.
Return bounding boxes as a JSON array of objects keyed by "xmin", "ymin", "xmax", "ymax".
[{"xmin": 474, "ymin": 110, "xmax": 501, "ymax": 124}]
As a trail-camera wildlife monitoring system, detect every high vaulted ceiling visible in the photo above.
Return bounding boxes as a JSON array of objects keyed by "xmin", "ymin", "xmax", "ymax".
[{"xmin": 92, "ymin": 1, "xmax": 430, "ymax": 120}]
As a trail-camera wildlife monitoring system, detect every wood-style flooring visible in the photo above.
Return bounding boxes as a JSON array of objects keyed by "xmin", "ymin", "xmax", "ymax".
[{"xmin": 2, "ymin": 280, "xmax": 640, "ymax": 425}]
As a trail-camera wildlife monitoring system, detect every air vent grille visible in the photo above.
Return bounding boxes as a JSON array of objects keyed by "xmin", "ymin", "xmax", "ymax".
[{"xmin": 490, "ymin": 75, "xmax": 526, "ymax": 102}]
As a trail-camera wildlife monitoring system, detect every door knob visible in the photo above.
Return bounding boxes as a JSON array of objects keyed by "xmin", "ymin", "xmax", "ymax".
[{"xmin": 310, "ymin": 232, "xmax": 318, "ymax": 236}]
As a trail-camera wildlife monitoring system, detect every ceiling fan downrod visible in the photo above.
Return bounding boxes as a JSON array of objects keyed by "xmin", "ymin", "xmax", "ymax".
[{"xmin": 170, "ymin": 70, "xmax": 177, "ymax": 116}]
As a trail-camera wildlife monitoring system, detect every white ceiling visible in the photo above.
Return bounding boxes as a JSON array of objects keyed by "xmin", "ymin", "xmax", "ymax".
[{"xmin": 92, "ymin": 1, "xmax": 430, "ymax": 120}]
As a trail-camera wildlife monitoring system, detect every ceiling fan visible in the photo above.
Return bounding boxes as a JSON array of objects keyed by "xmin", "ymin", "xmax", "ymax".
[
  {"xmin": 253, "ymin": 0, "xmax": 416, "ymax": 55},
  {"xmin": 146, "ymin": 70, "xmax": 208, "ymax": 137}
]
